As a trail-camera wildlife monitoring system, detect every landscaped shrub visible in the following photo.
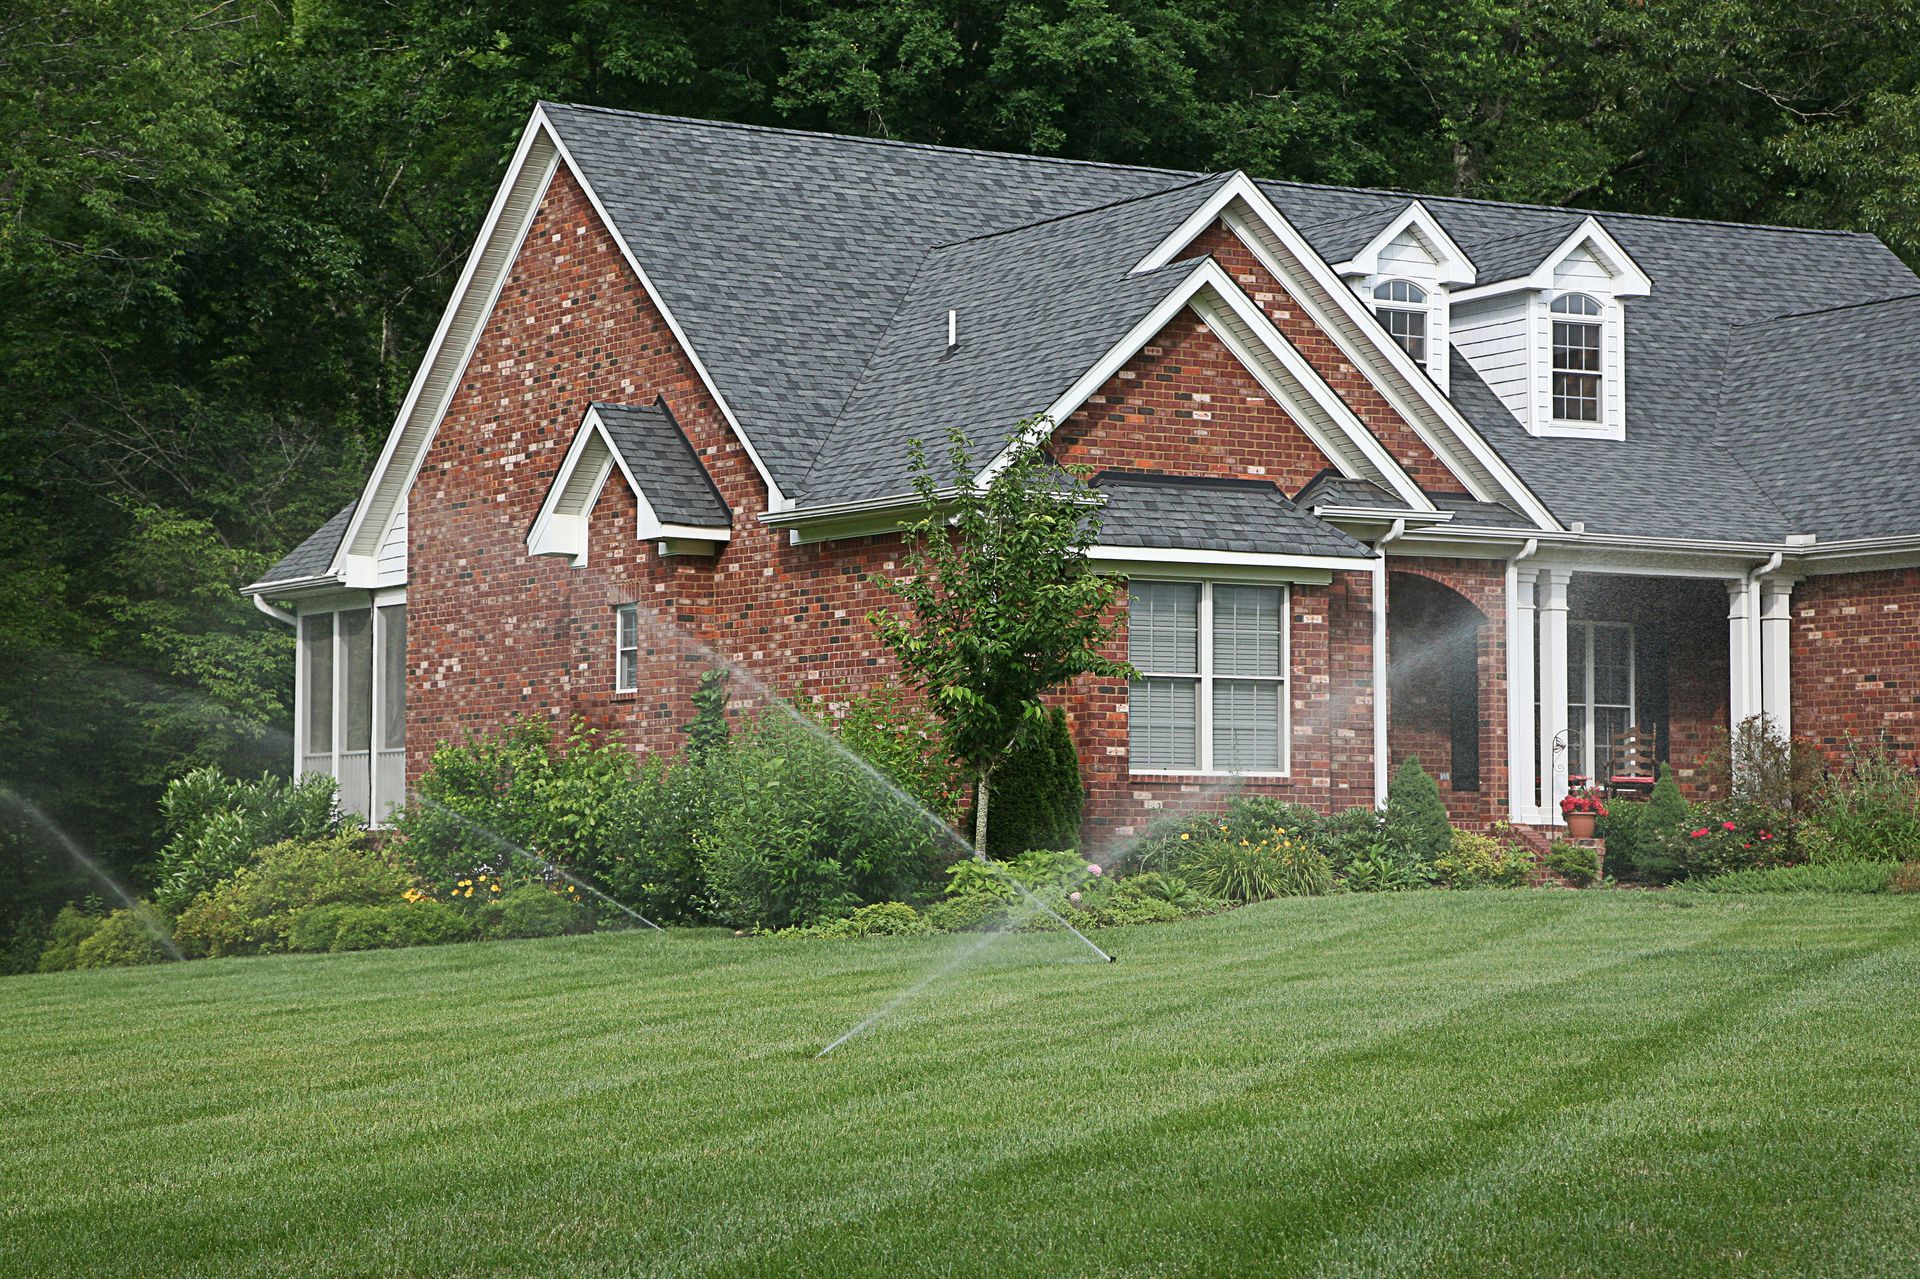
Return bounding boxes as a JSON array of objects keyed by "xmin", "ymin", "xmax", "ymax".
[
  {"xmin": 72, "ymin": 908, "xmax": 174, "ymax": 968},
  {"xmin": 696, "ymin": 712, "xmax": 954, "ymax": 931},
  {"xmin": 786, "ymin": 902, "xmax": 933, "ymax": 938},
  {"xmin": 1121, "ymin": 795, "xmax": 1323, "ymax": 877},
  {"xmin": 1186, "ymin": 829, "xmax": 1331, "ymax": 902},
  {"xmin": 982, "ymin": 707, "xmax": 1082, "ymax": 856},
  {"xmin": 36, "ymin": 906, "xmax": 104, "ymax": 973},
  {"xmin": 1318, "ymin": 805, "xmax": 1394, "ymax": 873},
  {"xmin": 1684, "ymin": 861, "xmax": 1895, "ymax": 894},
  {"xmin": 1806, "ymin": 741, "xmax": 1920, "ymax": 863},
  {"xmin": 817, "ymin": 683, "xmax": 967, "ymax": 827},
  {"xmin": 173, "ymin": 833, "xmax": 413, "ymax": 957},
  {"xmin": 1671, "ymin": 809, "xmax": 1794, "ymax": 879},
  {"xmin": 153, "ymin": 767, "xmax": 348, "ymax": 911},
  {"xmin": 1433, "ymin": 828, "xmax": 1532, "ymax": 888},
  {"xmin": 1386, "ymin": 757, "xmax": 1452, "ymax": 864},
  {"xmin": 2, "ymin": 908, "xmax": 51, "ymax": 976},
  {"xmin": 1075, "ymin": 879, "xmax": 1185, "ymax": 926},
  {"xmin": 1544, "ymin": 842, "xmax": 1600, "ymax": 887},
  {"xmin": 588, "ymin": 754, "xmax": 712, "ymax": 925},
  {"xmin": 395, "ymin": 717, "xmax": 639, "ymax": 894},
  {"xmin": 478, "ymin": 886, "xmax": 591, "ymax": 939},
  {"xmin": 1339, "ymin": 854, "xmax": 1435, "ymax": 892},
  {"xmin": 687, "ymin": 668, "xmax": 733, "ymax": 760},
  {"xmin": 1603, "ymin": 765, "xmax": 1690, "ymax": 882},
  {"xmin": 288, "ymin": 901, "xmax": 477, "ymax": 953}
]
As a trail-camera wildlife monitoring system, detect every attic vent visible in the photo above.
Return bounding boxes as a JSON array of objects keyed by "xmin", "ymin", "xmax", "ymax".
[{"xmin": 947, "ymin": 309, "xmax": 958, "ymax": 352}]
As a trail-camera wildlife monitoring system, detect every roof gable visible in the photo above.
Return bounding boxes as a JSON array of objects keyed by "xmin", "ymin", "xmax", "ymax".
[{"xmin": 527, "ymin": 402, "xmax": 731, "ymax": 564}]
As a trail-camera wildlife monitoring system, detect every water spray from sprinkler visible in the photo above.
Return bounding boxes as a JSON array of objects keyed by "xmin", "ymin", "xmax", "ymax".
[
  {"xmin": 0, "ymin": 784, "xmax": 184, "ymax": 962},
  {"xmin": 411, "ymin": 794, "xmax": 664, "ymax": 933}
]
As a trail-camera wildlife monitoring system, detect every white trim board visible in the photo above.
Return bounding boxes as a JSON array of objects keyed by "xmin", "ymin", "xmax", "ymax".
[
  {"xmin": 330, "ymin": 107, "xmax": 786, "ymax": 590},
  {"xmin": 1335, "ymin": 201, "xmax": 1477, "ymax": 286},
  {"xmin": 1129, "ymin": 173, "xmax": 1560, "ymax": 531},
  {"xmin": 976, "ymin": 259, "xmax": 1433, "ymax": 510},
  {"xmin": 527, "ymin": 406, "xmax": 731, "ymax": 565}
]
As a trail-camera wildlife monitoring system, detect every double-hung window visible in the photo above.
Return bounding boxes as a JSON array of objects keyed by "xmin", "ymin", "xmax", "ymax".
[
  {"xmin": 615, "ymin": 604, "xmax": 639, "ymax": 693},
  {"xmin": 1372, "ymin": 279, "xmax": 1428, "ymax": 366},
  {"xmin": 1128, "ymin": 580, "xmax": 1287, "ymax": 774},
  {"xmin": 1550, "ymin": 293, "xmax": 1603, "ymax": 422}
]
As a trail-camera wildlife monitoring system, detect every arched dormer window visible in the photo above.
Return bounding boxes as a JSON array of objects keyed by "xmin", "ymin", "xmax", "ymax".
[
  {"xmin": 1372, "ymin": 279, "xmax": 1428, "ymax": 365},
  {"xmin": 1550, "ymin": 293, "xmax": 1603, "ymax": 422}
]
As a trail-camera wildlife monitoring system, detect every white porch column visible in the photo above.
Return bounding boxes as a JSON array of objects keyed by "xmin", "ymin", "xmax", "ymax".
[
  {"xmin": 1760, "ymin": 578, "xmax": 1795, "ymax": 739},
  {"xmin": 1506, "ymin": 566, "xmax": 1539, "ymax": 824},
  {"xmin": 1727, "ymin": 578, "xmax": 1756, "ymax": 728},
  {"xmin": 1537, "ymin": 568, "xmax": 1572, "ymax": 824}
]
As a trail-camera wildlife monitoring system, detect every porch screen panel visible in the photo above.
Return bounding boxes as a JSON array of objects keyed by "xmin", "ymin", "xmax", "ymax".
[
  {"xmin": 379, "ymin": 605, "xmax": 406, "ymax": 751},
  {"xmin": 341, "ymin": 609, "xmax": 374, "ymax": 752},
  {"xmin": 1566, "ymin": 631, "xmax": 1587, "ymax": 779},
  {"xmin": 1129, "ymin": 582, "xmax": 1200, "ymax": 770},
  {"xmin": 301, "ymin": 614, "xmax": 333, "ymax": 760},
  {"xmin": 1212, "ymin": 585, "xmax": 1283, "ymax": 772}
]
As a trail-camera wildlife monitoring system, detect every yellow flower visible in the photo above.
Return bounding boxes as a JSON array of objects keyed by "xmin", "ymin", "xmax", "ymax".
[
  {"xmin": 463, "ymin": 888, "xmax": 474, "ymax": 898},
  {"xmin": 490, "ymin": 883, "xmax": 502, "ymax": 893},
  {"xmin": 1179, "ymin": 833, "xmax": 1190, "ymax": 842}
]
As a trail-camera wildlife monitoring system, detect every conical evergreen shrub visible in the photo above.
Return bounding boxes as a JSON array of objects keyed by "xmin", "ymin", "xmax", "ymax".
[
  {"xmin": 983, "ymin": 707, "xmax": 1084, "ymax": 855},
  {"xmin": 1387, "ymin": 755, "xmax": 1453, "ymax": 863}
]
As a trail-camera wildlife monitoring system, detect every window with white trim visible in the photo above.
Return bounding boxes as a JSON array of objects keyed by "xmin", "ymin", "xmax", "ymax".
[
  {"xmin": 1550, "ymin": 293, "xmax": 1603, "ymax": 422},
  {"xmin": 1128, "ymin": 580, "xmax": 1288, "ymax": 774},
  {"xmin": 615, "ymin": 604, "xmax": 639, "ymax": 692},
  {"xmin": 1566, "ymin": 621, "xmax": 1634, "ymax": 782},
  {"xmin": 1372, "ymin": 279, "xmax": 1428, "ymax": 365}
]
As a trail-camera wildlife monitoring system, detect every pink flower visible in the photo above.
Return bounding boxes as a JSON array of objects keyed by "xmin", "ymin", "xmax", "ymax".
[
  {"xmin": 1069, "ymin": 891, "xmax": 1082, "ymax": 903},
  {"xmin": 1691, "ymin": 828, "xmax": 1710, "ymax": 839},
  {"xmin": 1760, "ymin": 831, "xmax": 1773, "ymax": 841},
  {"xmin": 1087, "ymin": 863, "xmax": 1103, "ymax": 877},
  {"xmin": 1722, "ymin": 820, "xmax": 1736, "ymax": 831}
]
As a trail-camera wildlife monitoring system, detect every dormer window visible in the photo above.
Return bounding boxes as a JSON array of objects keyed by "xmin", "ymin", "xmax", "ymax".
[
  {"xmin": 1550, "ymin": 293, "xmax": 1602, "ymax": 422},
  {"xmin": 1373, "ymin": 280, "xmax": 1428, "ymax": 365}
]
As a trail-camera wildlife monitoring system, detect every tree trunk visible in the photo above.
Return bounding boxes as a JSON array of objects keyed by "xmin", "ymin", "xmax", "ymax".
[{"xmin": 973, "ymin": 769, "xmax": 991, "ymax": 854}]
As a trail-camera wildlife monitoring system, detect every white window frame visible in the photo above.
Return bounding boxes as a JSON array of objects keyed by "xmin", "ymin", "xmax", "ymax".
[
  {"xmin": 1568, "ymin": 621, "xmax": 1635, "ymax": 782},
  {"xmin": 1372, "ymin": 278, "xmax": 1430, "ymax": 368},
  {"xmin": 1128, "ymin": 579, "xmax": 1290, "ymax": 777},
  {"xmin": 1549, "ymin": 292, "xmax": 1604, "ymax": 424},
  {"xmin": 615, "ymin": 604, "xmax": 639, "ymax": 693},
  {"xmin": 294, "ymin": 595, "xmax": 406, "ymax": 825}
]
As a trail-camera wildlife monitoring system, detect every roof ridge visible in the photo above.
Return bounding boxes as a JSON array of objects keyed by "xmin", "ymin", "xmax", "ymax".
[
  {"xmin": 930, "ymin": 172, "xmax": 1231, "ymax": 250},
  {"xmin": 1732, "ymin": 288, "xmax": 1920, "ymax": 329},
  {"xmin": 539, "ymin": 101, "xmax": 1195, "ymax": 181},
  {"xmin": 543, "ymin": 101, "xmax": 1889, "ymax": 246}
]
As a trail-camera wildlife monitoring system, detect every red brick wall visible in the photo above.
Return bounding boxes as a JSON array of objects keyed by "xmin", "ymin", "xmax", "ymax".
[
  {"xmin": 404, "ymin": 166, "xmax": 1535, "ymax": 844},
  {"xmin": 1793, "ymin": 568, "xmax": 1920, "ymax": 765},
  {"xmin": 1385, "ymin": 558, "xmax": 1508, "ymax": 826}
]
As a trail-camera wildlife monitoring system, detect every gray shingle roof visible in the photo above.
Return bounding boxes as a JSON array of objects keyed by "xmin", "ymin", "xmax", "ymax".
[
  {"xmin": 535, "ymin": 105, "xmax": 1920, "ymax": 543},
  {"xmin": 593, "ymin": 401, "xmax": 731, "ymax": 528},
  {"xmin": 1294, "ymin": 470, "xmax": 1403, "ymax": 510},
  {"xmin": 248, "ymin": 500, "xmax": 356, "ymax": 592},
  {"xmin": 1094, "ymin": 471, "xmax": 1375, "ymax": 560},
  {"xmin": 1718, "ymin": 293, "xmax": 1920, "ymax": 541}
]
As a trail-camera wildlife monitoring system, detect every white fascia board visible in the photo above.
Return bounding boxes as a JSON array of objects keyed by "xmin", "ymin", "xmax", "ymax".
[
  {"xmin": 241, "ymin": 573, "xmax": 343, "ymax": 598},
  {"xmin": 538, "ymin": 109, "xmax": 789, "ymax": 512},
  {"xmin": 1131, "ymin": 173, "xmax": 1558, "ymax": 531},
  {"xmin": 1088, "ymin": 545, "xmax": 1364, "ymax": 582},
  {"xmin": 1189, "ymin": 267, "xmax": 1432, "ymax": 510},
  {"xmin": 333, "ymin": 114, "xmax": 560, "ymax": 579},
  {"xmin": 1334, "ymin": 201, "xmax": 1477, "ymax": 286},
  {"xmin": 528, "ymin": 406, "xmax": 728, "ymax": 565},
  {"xmin": 1452, "ymin": 217, "xmax": 1653, "ymax": 302},
  {"xmin": 976, "ymin": 261, "xmax": 1217, "ymax": 483},
  {"xmin": 974, "ymin": 259, "xmax": 1429, "ymax": 512}
]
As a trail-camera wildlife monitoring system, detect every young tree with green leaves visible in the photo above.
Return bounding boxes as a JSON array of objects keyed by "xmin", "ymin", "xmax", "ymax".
[{"xmin": 870, "ymin": 424, "xmax": 1133, "ymax": 852}]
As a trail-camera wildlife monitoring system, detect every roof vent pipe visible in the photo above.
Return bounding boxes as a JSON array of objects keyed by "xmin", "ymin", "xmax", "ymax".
[{"xmin": 947, "ymin": 309, "xmax": 958, "ymax": 352}]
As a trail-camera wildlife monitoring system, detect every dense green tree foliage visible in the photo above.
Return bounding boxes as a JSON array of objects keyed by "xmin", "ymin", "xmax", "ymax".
[{"xmin": 6, "ymin": 0, "xmax": 1920, "ymax": 927}]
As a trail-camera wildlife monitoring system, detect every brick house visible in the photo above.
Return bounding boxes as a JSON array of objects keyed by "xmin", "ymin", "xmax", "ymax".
[{"xmin": 245, "ymin": 104, "xmax": 1920, "ymax": 847}]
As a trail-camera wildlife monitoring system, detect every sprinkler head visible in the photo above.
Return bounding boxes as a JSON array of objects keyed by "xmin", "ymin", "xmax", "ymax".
[{"xmin": 1106, "ymin": 954, "xmax": 1118, "ymax": 963}]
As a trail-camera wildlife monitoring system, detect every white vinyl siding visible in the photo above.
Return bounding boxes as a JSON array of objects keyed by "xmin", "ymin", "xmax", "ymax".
[
  {"xmin": 1451, "ymin": 293, "xmax": 1531, "ymax": 420},
  {"xmin": 296, "ymin": 602, "xmax": 407, "ymax": 824},
  {"xmin": 1128, "ymin": 580, "xmax": 1288, "ymax": 775},
  {"xmin": 375, "ymin": 497, "xmax": 408, "ymax": 588},
  {"xmin": 615, "ymin": 604, "xmax": 640, "ymax": 692}
]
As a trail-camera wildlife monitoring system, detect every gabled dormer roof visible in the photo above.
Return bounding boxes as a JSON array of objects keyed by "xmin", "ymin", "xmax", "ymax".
[
  {"xmin": 1454, "ymin": 215, "xmax": 1652, "ymax": 300},
  {"xmin": 1332, "ymin": 201, "xmax": 1477, "ymax": 286},
  {"xmin": 527, "ymin": 401, "xmax": 730, "ymax": 564}
]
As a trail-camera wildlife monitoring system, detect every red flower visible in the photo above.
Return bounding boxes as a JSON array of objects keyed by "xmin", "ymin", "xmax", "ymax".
[
  {"xmin": 1691, "ymin": 828, "xmax": 1709, "ymax": 838},
  {"xmin": 1721, "ymin": 820, "xmax": 1736, "ymax": 831},
  {"xmin": 1759, "ymin": 831, "xmax": 1773, "ymax": 841},
  {"xmin": 1742, "ymin": 843, "xmax": 1752, "ymax": 849}
]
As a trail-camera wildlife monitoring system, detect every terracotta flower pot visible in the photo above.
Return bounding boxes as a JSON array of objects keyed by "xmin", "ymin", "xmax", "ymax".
[{"xmin": 1566, "ymin": 812, "xmax": 1597, "ymax": 840}]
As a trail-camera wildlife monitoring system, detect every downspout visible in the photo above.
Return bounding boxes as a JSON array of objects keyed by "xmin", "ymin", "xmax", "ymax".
[
  {"xmin": 1372, "ymin": 519, "xmax": 1407, "ymax": 809},
  {"xmin": 1505, "ymin": 538, "xmax": 1539, "ymax": 822},
  {"xmin": 1746, "ymin": 550, "xmax": 1783, "ymax": 734},
  {"xmin": 252, "ymin": 595, "xmax": 297, "ymax": 627}
]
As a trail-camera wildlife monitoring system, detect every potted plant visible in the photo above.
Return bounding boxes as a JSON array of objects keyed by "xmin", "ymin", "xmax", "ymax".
[{"xmin": 1560, "ymin": 788, "xmax": 1607, "ymax": 840}]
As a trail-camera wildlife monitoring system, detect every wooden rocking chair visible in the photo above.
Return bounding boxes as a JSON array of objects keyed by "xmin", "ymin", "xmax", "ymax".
[{"xmin": 1604, "ymin": 725, "xmax": 1658, "ymax": 798}]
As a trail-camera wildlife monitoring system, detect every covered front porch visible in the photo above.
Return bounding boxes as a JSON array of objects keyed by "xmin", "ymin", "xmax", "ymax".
[{"xmin": 1380, "ymin": 551, "xmax": 1798, "ymax": 828}]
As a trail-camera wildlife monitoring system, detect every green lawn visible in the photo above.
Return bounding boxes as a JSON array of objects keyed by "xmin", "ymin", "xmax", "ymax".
[{"xmin": 5, "ymin": 893, "xmax": 1920, "ymax": 1278}]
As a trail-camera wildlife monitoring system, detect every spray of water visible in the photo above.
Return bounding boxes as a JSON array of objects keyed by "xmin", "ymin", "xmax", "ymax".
[
  {"xmin": 0, "ymin": 784, "xmax": 184, "ymax": 962},
  {"xmin": 623, "ymin": 601, "xmax": 1112, "ymax": 963},
  {"xmin": 410, "ymin": 793, "xmax": 664, "ymax": 932}
]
